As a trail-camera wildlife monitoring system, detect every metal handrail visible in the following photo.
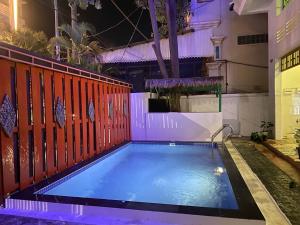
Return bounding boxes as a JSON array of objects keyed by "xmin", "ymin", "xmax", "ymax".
[{"xmin": 211, "ymin": 124, "xmax": 234, "ymax": 147}]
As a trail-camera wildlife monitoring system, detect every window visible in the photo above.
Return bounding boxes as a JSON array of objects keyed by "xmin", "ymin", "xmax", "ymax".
[
  {"xmin": 237, "ymin": 34, "xmax": 268, "ymax": 45},
  {"xmin": 215, "ymin": 46, "xmax": 220, "ymax": 60},
  {"xmin": 281, "ymin": 47, "xmax": 300, "ymax": 71}
]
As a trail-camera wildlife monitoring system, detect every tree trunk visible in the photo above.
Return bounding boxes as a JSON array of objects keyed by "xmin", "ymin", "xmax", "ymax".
[
  {"xmin": 69, "ymin": 2, "xmax": 77, "ymax": 61},
  {"xmin": 53, "ymin": 0, "xmax": 60, "ymax": 60},
  {"xmin": 166, "ymin": 0, "xmax": 180, "ymax": 78},
  {"xmin": 169, "ymin": 88, "xmax": 181, "ymax": 112},
  {"xmin": 70, "ymin": 3, "xmax": 77, "ymax": 30},
  {"xmin": 148, "ymin": 0, "xmax": 168, "ymax": 78}
]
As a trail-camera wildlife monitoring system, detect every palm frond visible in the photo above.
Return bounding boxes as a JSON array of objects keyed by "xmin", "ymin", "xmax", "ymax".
[
  {"xmin": 48, "ymin": 36, "xmax": 72, "ymax": 50},
  {"xmin": 59, "ymin": 24, "xmax": 81, "ymax": 44},
  {"xmin": 78, "ymin": 22, "xmax": 96, "ymax": 35},
  {"xmin": 0, "ymin": 28, "xmax": 49, "ymax": 55}
]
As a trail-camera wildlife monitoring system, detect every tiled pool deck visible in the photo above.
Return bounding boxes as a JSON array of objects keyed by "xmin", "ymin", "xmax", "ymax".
[{"xmin": 0, "ymin": 213, "xmax": 86, "ymax": 225}]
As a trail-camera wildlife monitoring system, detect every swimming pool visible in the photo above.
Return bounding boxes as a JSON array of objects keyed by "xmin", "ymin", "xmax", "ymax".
[
  {"xmin": 38, "ymin": 143, "xmax": 238, "ymax": 209},
  {"xmin": 8, "ymin": 142, "xmax": 265, "ymax": 225}
]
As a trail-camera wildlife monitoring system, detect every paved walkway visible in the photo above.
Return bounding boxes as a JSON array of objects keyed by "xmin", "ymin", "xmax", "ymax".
[
  {"xmin": 0, "ymin": 213, "xmax": 85, "ymax": 225},
  {"xmin": 265, "ymin": 139, "xmax": 300, "ymax": 169},
  {"xmin": 255, "ymin": 143, "xmax": 300, "ymax": 184},
  {"xmin": 0, "ymin": 208, "xmax": 172, "ymax": 225},
  {"xmin": 226, "ymin": 140, "xmax": 292, "ymax": 225}
]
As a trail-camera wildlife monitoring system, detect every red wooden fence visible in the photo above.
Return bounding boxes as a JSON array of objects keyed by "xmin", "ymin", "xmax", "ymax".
[{"xmin": 0, "ymin": 42, "xmax": 131, "ymax": 202}]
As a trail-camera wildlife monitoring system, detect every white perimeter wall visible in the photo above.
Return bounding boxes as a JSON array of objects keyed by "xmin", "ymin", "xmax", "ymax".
[
  {"xmin": 130, "ymin": 93, "xmax": 222, "ymax": 142},
  {"xmin": 181, "ymin": 93, "xmax": 270, "ymax": 136},
  {"xmin": 131, "ymin": 93, "xmax": 271, "ymax": 140}
]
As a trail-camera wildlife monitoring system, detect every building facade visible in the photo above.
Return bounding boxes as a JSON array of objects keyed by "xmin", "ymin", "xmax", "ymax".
[
  {"xmin": 100, "ymin": 0, "xmax": 269, "ymax": 94},
  {"xmin": 234, "ymin": 0, "xmax": 300, "ymax": 139}
]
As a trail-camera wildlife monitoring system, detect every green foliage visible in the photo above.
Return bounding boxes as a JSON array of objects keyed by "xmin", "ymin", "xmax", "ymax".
[
  {"xmin": 260, "ymin": 121, "xmax": 274, "ymax": 132},
  {"xmin": 104, "ymin": 67, "xmax": 121, "ymax": 76},
  {"xmin": 251, "ymin": 132, "xmax": 267, "ymax": 143},
  {"xmin": 282, "ymin": 0, "xmax": 290, "ymax": 9},
  {"xmin": 135, "ymin": 0, "xmax": 191, "ymax": 36},
  {"xmin": 48, "ymin": 22, "xmax": 103, "ymax": 72},
  {"xmin": 251, "ymin": 121, "xmax": 274, "ymax": 143},
  {"xmin": 68, "ymin": 0, "xmax": 102, "ymax": 10},
  {"xmin": 0, "ymin": 28, "xmax": 49, "ymax": 55}
]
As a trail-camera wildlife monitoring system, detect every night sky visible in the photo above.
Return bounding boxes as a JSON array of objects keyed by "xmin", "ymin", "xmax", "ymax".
[{"xmin": 23, "ymin": 0, "xmax": 152, "ymax": 48}]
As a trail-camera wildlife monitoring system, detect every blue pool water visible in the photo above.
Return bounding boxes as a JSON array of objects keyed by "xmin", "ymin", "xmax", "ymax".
[{"xmin": 41, "ymin": 143, "xmax": 238, "ymax": 209}]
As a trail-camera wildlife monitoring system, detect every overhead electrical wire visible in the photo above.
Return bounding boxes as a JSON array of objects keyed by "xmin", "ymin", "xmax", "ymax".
[
  {"xmin": 120, "ymin": 8, "xmax": 145, "ymax": 62},
  {"xmin": 109, "ymin": 0, "xmax": 149, "ymax": 41},
  {"xmin": 226, "ymin": 60, "xmax": 268, "ymax": 69},
  {"xmin": 88, "ymin": 7, "xmax": 140, "ymax": 38},
  {"xmin": 103, "ymin": 8, "xmax": 145, "ymax": 71},
  {"xmin": 34, "ymin": 0, "xmax": 158, "ymax": 54}
]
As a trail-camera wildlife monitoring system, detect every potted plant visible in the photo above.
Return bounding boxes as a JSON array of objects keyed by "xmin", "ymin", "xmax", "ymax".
[
  {"xmin": 251, "ymin": 121, "xmax": 274, "ymax": 143},
  {"xmin": 250, "ymin": 131, "xmax": 266, "ymax": 143},
  {"xmin": 260, "ymin": 121, "xmax": 274, "ymax": 138},
  {"xmin": 294, "ymin": 129, "xmax": 300, "ymax": 159}
]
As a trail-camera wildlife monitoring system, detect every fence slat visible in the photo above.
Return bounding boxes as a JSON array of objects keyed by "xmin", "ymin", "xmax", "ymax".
[
  {"xmin": 31, "ymin": 67, "xmax": 44, "ymax": 182},
  {"xmin": 103, "ymin": 83, "xmax": 109, "ymax": 150},
  {"xmin": 87, "ymin": 80, "xmax": 94, "ymax": 158},
  {"xmin": 80, "ymin": 78, "xmax": 88, "ymax": 160},
  {"xmin": 64, "ymin": 76, "xmax": 74, "ymax": 167},
  {"xmin": 118, "ymin": 86, "xmax": 122, "ymax": 144},
  {"xmin": 115, "ymin": 86, "xmax": 119, "ymax": 145},
  {"xmin": 94, "ymin": 82, "xmax": 100, "ymax": 154},
  {"xmin": 44, "ymin": 70, "xmax": 56, "ymax": 176},
  {"xmin": 110, "ymin": 85, "xmax": 115, "ymax": 147},
  {"xmin": 54, "ymin": 72, "xmax": 66, "ymax": 172},
  {"xmin": 99, "ymin": 82, "xmax": 105, "ymax": 152},
  {"xmin": 16, "ymin": 62, "xmax": 32, "ymax": 189},
  {"xmin": 109, "ymin": 85, "xmax": 115, "ymax": 148},
  {"xmin": 120, "ymin": 87, "xmax": 125, "ymax": 143},
  {"xmin": 72, "ymin": 77, "xmax": 81, "ymax": 163},
  {"xmin": 0, "ymin": 59, "xmax": 18, "ymax": 195}
]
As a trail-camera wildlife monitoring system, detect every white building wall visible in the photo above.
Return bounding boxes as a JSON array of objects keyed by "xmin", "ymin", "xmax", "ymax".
[
  {"xmin": 181, "ymin": 93, "xmax": 270, "ymax": 137},
  {"xmin": 267, "ymin": 0, "xmax": 300, "ymax": 139}
]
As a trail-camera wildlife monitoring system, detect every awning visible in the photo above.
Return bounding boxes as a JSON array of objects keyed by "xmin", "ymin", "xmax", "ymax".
[{"xmin": 145, "ymin": 76, "xmax": 223, "ymax": 90}]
